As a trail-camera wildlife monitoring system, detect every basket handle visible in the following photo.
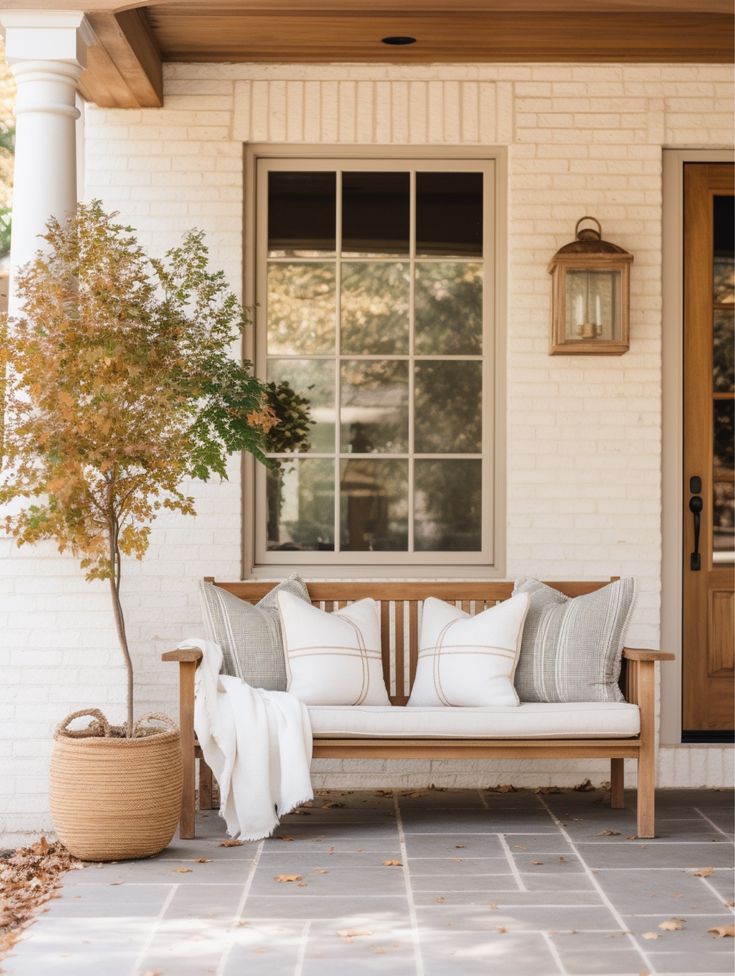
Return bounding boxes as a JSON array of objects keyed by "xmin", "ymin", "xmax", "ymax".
[
  {"xmin": 133, "ymin": 712, "xmax": 178, "ymax": 737},
  {"xmin": 56, "ymin": 708, "xmax": 111, "ymax": 739}
]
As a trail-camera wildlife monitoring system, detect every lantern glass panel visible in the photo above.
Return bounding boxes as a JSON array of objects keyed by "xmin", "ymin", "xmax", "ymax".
[{"xmin": 564, "ymin": 269, "xmax": 622, "ymax": 343}]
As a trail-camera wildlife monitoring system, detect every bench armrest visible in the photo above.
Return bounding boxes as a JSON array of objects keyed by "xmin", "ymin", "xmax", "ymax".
[
  {"xmin": 161, "ymin": 647, "xmax": 203, "ymax": 663},
  {"xmin": 623, "ymin": 647, "xmax": 675, "ymax": 662}
]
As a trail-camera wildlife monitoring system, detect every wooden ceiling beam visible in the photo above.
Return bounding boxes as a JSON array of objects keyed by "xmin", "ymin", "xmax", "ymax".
[
  {"xmin": 147, "ymin": 10, "xmax": 734, "ymax": 65},
  {"xmin": 81, "ymin": 9, "xmax": 162, "ymax": 107},
  {"xmin": 2, "ymin": 2, "xmax": 731, "ymax": 12}
]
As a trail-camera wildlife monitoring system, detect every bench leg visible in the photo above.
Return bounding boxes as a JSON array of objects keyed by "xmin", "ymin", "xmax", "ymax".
[
  {"xmin": 610, "ymin": 758, "xmax": 625, "ymax": 809},
  {"xmin": 179, "ymin": 660, "xmax": 197, "ymax": 840},
  {"xmin": 636, "ymin": 661, "xmax": 656, "ymax": 839},
  {"xmin": 199, "ymin": 756, "xmax": 214, "ymax": 810}
]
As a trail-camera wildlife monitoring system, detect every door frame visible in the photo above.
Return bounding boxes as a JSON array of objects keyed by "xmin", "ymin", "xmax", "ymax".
[{"xmin": 661, "ymin": 148, "xmax": 735, "ymax": 746}]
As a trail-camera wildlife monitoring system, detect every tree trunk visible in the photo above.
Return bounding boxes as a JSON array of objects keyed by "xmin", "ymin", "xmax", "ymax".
[{"xmin": 109, "ymin": 519, "xmax": 134, "ymax": 737}]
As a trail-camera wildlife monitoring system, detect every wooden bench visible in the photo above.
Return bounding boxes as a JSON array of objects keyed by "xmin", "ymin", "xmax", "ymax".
[{"xmin": 162, "ymin": 579, "xmax": 673, "ymax": 840}]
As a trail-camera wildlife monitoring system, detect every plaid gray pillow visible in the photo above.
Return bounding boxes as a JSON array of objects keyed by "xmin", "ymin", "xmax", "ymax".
[
  {"xmin": 512, "ymin": 577, "xmax": 637, "ymax": 703},
  {"xmin": 199, "ymin": 577, "xmax": 310, "ymax": 689}
]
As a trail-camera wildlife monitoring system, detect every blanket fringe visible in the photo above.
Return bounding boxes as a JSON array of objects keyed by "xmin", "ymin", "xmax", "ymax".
[{"xmin": 230, "ymin": 791, "xmax": 315, "ymax": 843}]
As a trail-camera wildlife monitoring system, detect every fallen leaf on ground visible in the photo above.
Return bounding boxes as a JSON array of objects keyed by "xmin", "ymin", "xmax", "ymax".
[
  {"xmin": 338, "ymin": 930, "xmax": 372, "ymax": 941},
  {"xmin": 533, "ymin": 786, "xmax": 563, "ymax": 794},
  {"xmin": 195, "ymin": 857, "xmax": 211, "ymax": 864},
  {"xmin": 454, "ymin": 844, "xmax": 465, "ymax": 849},
  {"xmin": 641, "ymin": 932, "xmax": 659, "ymax": 940},
  {"xmin": 597, "ymin": 829, "xmax": 621, "ymax": 837},
  {"xmin": 531, "ymin": 860, "xmax": 544, "ymax": 865},
  {"xmin": 274, "ymin": 874, "xmax": 302, "ymax": 883},
  {"xmin": 497, "ymin": 926, "xmax": 508, "ymax": 933},
  {"xmin": 434, "ymin": 896, "xmax": 445, "ymax": 903},
  {"xmin": 708, "ymin": 925, "xmax": 735, "ymax": 938},
  {"xmin": 488, "ymin": 902, "xmax": 497, "ymax": 910},
  {"xmin": 558, "ymin": 856, "xmax": 567, "ymax": 864},
  {"xmin": 382, "ymin": 860, "xmax": 402, "ymax": 867},
  {"xmin": 321, "ymin": 801, "xmax": 345, "ymax": 809},
  {"xmin": 314, "ymin": 869, "xmax": 329, "ymax": 875},
  {"xmin": 108, "ymin": 881, "xmax": 123, "ymax": 886},
  {"xmin": 658, "ymin": 918, "xmax": 685, "ymax": 931},
  {"xmin": 174, "ymin": 867, "xmax": 192, "ymax": 874},
  {"xmin": 694, "ymin": 867, "xmax": 714, "ymax": 877},
  {"xmin": 277, "ymin": 835, "xmax": 296, "ymax": 842},
  {"xmin": 512, "ymin": 845, "xmax": 527, "ymax": 851},
  {"xmin": 488, "ymin": 784, "xmax": 517, "ymax": 793},
  {"xmin": 220, "ymin": 839, "xmax": 243, "ymax": 848},
  {"xmin": 574, "ymin": 779, "xmax": 595, "ymax": 792}
]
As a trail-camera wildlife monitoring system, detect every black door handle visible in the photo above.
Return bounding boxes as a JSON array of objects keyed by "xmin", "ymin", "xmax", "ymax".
[{"xmin": 689, "ymin": 494, "xmax": 703, "ymax": 571}]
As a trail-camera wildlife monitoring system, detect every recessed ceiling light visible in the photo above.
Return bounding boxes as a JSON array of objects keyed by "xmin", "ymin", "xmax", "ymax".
[{"xmin": 381, "ymin": 36, "xmax": 417, "ymax": 46}]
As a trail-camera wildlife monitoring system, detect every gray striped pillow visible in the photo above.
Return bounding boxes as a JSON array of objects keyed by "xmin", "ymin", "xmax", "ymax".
[
  {"xmin": 512, "ymin": 577, "xmax": 637, "ymax": 703},
  {"xmin": 199, "ymin": 577, "xmax": 310, "ymax": 689}
]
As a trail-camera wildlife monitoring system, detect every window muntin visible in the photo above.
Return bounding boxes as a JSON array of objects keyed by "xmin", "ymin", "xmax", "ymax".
[{"xmin": 255, "ymin": 158, "xmax": 494, "ymax": 566}]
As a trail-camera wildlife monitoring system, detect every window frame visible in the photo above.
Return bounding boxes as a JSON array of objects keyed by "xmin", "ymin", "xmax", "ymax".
[{"xmin": 243, "ymin": 144, "xmax": 507, "ymax": 579}]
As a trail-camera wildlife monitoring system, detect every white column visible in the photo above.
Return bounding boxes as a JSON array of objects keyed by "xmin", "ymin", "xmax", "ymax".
[{"xmin": 0, "ymin": 11, "xmax": 94, "ymax": 313}]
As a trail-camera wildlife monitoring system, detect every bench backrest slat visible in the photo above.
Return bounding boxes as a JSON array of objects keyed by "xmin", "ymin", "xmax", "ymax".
[{"xmin": 209, "ymin": 579, "xmax": 612, "ymax": 705}]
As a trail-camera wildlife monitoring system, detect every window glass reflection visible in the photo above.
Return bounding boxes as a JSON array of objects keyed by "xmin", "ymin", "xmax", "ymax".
[
  {"xmin": 342, "ymin": 172, "xmax": 410, "ymax": 256},
  {"xmin": 268, "ymin": 171, "xmax": 336, "ymax": 256},
  {"xmin": 416, "ymin": 172, "xmax": 483, "ymax": 258}
]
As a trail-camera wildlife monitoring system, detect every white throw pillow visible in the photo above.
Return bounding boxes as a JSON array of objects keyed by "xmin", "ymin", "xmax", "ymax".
[
  {"xmin": 407, "ymin": 594, "xmax": 530, "ymax": 707},
  {"xmin": 277, "ymin": 590, "xmax": 390, "ymax": 706}
]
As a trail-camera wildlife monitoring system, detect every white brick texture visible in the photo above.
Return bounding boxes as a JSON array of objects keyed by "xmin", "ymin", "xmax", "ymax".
[{"xmin": 1, "ymin": 62, "xmax": 733, "ymax": 841}]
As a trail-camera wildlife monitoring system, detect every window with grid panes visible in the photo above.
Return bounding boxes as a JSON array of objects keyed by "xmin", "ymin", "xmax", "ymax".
[{"xmin": 254, "ymin": 158, "xmax": 495, "ymax": 567}]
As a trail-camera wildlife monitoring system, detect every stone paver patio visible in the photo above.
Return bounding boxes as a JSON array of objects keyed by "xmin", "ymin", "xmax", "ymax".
[{"xmin": 4, "ymin": 788, "xmax": 734, "ymax": 976}]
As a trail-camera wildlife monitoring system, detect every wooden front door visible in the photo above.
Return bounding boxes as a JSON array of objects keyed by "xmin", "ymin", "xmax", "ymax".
[{"xmin": 682, "ymin": 163, "xmax": 734, "ymax": 739}]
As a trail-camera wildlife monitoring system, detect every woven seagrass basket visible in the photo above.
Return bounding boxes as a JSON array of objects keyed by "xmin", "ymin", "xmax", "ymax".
[{"xmin": 49, "ymin": 709, "xmax": 183, "ymax": 862}]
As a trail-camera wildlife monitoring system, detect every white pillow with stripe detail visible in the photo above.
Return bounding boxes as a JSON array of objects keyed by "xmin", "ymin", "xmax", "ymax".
[
  {"xmin": 408, "ymin": 594, "xmax": 530, "ymax": 708},
  {"xmin": 277, "ymin": 590, "xmax": 390, "ymax": 706}
]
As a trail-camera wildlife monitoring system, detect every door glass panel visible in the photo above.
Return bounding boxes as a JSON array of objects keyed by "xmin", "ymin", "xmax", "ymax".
[
  {"xmin": 713, "ymin": 194, "xmax": 735, "ymax": 304},
  {"xmin": 713, "ymin": 482, "xmax": 735, "ymax": 561},
  {"xmin": 267, "ymin": 262, "xmax": 335, "ymax": 354},
  {"xmin": 414, "ymin": 361, "xmax": 482, "ymax": 454},
  {"xmin": 713, "ymin": 399, "xmax": 735, "ymax": 563},
  {"xmin": 266, "ymin": 358, "xmax": 335, "ymax": 453},
  {"xmin": 266, "ymin": 458, "xmax": 335, "ymax": 551},
  {"xmin": 416, "ymin": 172, "xmax": 483, "ymax": 258},
  {"xmin": 340, "ymin": 360, "xmax": 409, "ymax": 454},
  {"xmin": 415, "ymin": 459, "xmax": 482, "ymax": 551},
  {"xmin": 713, "ymin": 308, "xmax": 734, "ymax": 393},
  {"xmin": 414, "ymin": 262, "xmax": 483, "ymax": 355},
  {"xmin": 268, "ymin": 172, "xmax": 336, "ymax": 256},
  {"xmin": 342, "ymin": 172, "xmax": 410, "ymax": 257},
  {"xmin": 341, "ymin": 262, "xmax": 410, "ymax": 354},
  {"xmin": 340, "ymin": 459, "xmax": 408, "ymax": 550}
]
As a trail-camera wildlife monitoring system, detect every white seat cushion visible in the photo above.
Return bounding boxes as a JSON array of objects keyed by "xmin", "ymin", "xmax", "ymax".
[{"xmin": 308, "ymin": 702, "xmax": 640, "ymax": 739}]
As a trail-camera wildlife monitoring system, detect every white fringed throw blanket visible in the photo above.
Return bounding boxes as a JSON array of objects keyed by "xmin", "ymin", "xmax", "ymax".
[{"xmin": 179, "ymin": 638, "xmax": 313, "ymax": 841}]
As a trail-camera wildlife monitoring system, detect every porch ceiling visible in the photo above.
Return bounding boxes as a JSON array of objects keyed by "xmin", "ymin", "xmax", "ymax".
[{"xmin": 9, "ymin": 2, "xmax": 734, "ymax": 108}]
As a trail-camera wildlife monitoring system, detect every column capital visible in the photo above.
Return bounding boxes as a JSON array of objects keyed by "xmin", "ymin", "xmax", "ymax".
[{"xmin": 0, "ymin": 10, "xmax": 95, "ymax": 69}]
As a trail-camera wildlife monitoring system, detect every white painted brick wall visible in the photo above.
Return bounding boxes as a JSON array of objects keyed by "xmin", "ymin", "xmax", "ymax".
[{"xmin": 1, "ymin": 62, "xmax": 733, "ymax": 842}]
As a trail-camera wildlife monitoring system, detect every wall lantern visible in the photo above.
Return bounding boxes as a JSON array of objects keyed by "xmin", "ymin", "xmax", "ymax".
[{"xmin": 548, "ymin": 216, "xmax": 633, "ymax": 355}]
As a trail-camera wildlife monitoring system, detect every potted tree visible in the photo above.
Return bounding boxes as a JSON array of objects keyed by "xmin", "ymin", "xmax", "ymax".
[{"xmin": 0, "ymin": 201, "xmax": 283, "ymax": 861}]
